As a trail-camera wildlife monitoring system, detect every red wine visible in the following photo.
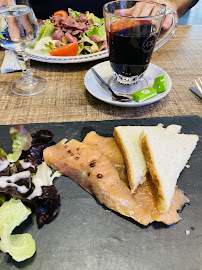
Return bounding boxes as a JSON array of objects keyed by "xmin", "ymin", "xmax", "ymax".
[{"xmin": 108, "ymin": 21, "xmax": 157, "ymax": 77}]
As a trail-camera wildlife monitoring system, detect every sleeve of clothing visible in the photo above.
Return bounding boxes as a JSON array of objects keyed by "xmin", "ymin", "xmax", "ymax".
[{"xmin": 190, "ymin": 0, "xmax": 199, "ymax": 8}]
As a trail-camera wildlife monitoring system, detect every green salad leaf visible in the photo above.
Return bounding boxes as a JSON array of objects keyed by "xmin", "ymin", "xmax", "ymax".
[
  {"xmin": 79, "ymin": 33, "xmax": 106, "ymax": 54},
  {"xmin": 97, "ymin": 24, "xmax": 107, "ymax": 40},
  {"xmin": 37, "ymin": 21, "xmax": 55, "ymax": 41},
  {"xmin": 0, "ymin": 199, "xmax": 36, "ymax": 262},
  {"xmin": 7, "ymin": 126, "xmax": 32, "ymax": 163},
  {"xmin": 86, "ymin": 24, "xmax": 106, "ymax": 40},
  {"xmin": 79, "ymin": 34, "xmax": 98, "ymax": 54},
  {"xmin": 33, "ymin": 37, "xmax": 58, "ymax": 52},
  {"xmin": 0, "ymin": 193, "xmax": 6, "ymax": 207},
  {"xmin": 31, "ymin": 21, "xmax": 55, "ymax": 49},
  {"xmin": 87, "ymin": 13, "xmax": 103, "ymax": 26},
  {"xmin": 86, "ymin": 12, "xmax": 106, "ymax": 41},
  {"xmin": 0, "ymin": 148, "xmax": 7, "ymax": 158},
  {"xmin": 68, "ymin": 8, "xmax": 81, "ymax": 18}
]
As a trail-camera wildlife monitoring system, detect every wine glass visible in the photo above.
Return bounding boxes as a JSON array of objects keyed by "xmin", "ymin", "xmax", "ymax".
[{"xmin": 0, "ymin": 0, "xmax": 48, "ymax": 96}]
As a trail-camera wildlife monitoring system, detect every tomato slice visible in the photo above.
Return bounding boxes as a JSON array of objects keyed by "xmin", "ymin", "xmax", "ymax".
[
  {"xmin": 53, "ymin": 10, "xmax": 68, "ymax": 18},
  {"xmin": 49, "ymin": 42, "xmax": 78, "ymax": 56}
]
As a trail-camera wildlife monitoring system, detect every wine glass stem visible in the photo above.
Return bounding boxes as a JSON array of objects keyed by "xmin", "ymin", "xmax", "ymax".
[{"xmin": 16, "ymin": 50, "xmax": 37, "ymax": 86}]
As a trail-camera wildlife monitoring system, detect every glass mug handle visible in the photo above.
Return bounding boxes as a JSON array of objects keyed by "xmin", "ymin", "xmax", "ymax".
[{"xmin": 154, "ymin": 8, "xmax": 178, "ymax": 51}]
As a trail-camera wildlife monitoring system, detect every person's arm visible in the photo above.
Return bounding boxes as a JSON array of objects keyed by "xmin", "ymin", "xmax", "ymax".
[
  {"xmin": 117, "ymin": 0, "xmax": 198, "ymax": 30},
  {"xmin": 160, "ymin": 0, "xmax": 197, "ymax": 29},
  {"xmin": 166, "ymin": 0, "xmax": 195, "ymax": 17}
]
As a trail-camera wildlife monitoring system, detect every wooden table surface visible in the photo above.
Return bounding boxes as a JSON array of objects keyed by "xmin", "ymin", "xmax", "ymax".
[{"xmin": 0, "ymin": 25, "xmax": 201, "ymax": 125}]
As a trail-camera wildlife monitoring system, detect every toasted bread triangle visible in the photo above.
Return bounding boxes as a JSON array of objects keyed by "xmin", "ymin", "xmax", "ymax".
[
  {"xmin": 141, "ymin": 129, "xmax": 199, "ymax": 213},
  {"xmin": 113, "ymin": 124, "xmax": 181, "ymax": 193}
]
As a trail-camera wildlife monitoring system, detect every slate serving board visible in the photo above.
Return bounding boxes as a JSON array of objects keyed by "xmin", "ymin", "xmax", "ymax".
[{"xmin": 0, "ymin": 115, "xmax": 201, "ymax": 270}]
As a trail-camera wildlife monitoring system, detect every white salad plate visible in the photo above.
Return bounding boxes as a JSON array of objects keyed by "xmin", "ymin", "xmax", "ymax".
[
  {"xmin": 84, "ymin": 61, "xmax": 172, "ymax": 107},
  {"xmin": 25, "ymin": 47, "xmax": 109, "ymax": 63}
]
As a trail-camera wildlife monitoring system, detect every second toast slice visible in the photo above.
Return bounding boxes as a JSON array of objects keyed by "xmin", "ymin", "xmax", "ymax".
[{"xmin": 141, "ymin": 129, "xmax": 199, "ymax": 212}]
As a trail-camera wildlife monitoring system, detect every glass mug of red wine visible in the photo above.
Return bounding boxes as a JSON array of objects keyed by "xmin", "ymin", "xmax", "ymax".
[{"xmin": 103, "ymin": 0, "xmax": 178, "ymax": 94}]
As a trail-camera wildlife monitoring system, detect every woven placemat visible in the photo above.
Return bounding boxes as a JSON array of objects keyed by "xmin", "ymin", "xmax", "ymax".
[{"xmin": 0, "ymin": 26, "xmax": 201, "ymax": 125}]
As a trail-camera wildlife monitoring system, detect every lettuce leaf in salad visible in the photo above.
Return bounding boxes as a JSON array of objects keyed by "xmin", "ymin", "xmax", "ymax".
[
  {"xmin": 0, "ymin": 193, "xmax": 6, "ymax": 206},
  {"xmin": 97, "ymin": 23, "xmax": 106, "ymax": 40},
  {"xmin": 87, "ymin": 13, "xmax": 104, "ymax": 26},
  {"xmin": 77, "ymin": 42, "xmax": 84, "ymax": 55},
  {"xmin": 86, "ymin": 24, "xmax": 106, "ymax": 40},
  {"xmin": 7, "ymin": 125, "xmax": 32, "ymax": 163},
  {"xmin": 0, "ymin": 198, "xmax": 36, "ymax": 262},
  {"xmin": 33, "ymin": 37, "xmax": 58, "ymax": 53},
  {"xmin": 0, "ymin": 126, "xmax": 59, "ymax": 228},
  {"xmin": 36, "ymin": 21, "xmax": 55, "ymax": 41},
  {"xmin": 44, "ymin": 41, "xmax": 57, "ymax": 53},
  {"xmin": 68, "ymin": 8, "xmax": 81, "ymax": 18},
  {"xmin": 30, "ymin": 21, "xmax": 55, "ymax": 49},
  {"xmin": 0, "ymin": 148, "xmax": 7, "ymax": 158},
  {"xmin": 86, "ymin": 12, "xmax": 106, "ymax": 41},
  {"xmin": 79, "ymin": 34, "xmax": 102, "ymax": 54}
]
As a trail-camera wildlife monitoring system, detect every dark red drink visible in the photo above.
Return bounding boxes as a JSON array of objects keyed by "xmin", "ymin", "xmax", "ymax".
[{"xmin": 107, "ymin": 20, "xmax": 158, "ymax": 77}]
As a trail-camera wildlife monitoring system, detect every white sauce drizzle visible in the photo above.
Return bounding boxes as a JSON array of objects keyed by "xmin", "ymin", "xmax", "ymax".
[
  {"xmin": 0, "ymin": 171, "xmax": 30, "ymax": 193},
  {"xmin": 26, "ymin": 162, "xmax": 56, "ymax": 200},
  {"xmin": 19, "ymin": 160, "xmax": 32, "ymax": 169},
  {"xmin": 27, "ymin": 186, "xmax": 42, "ymax": 200},
  {"xmin": 0, "ymin": 159, "xmax": 10, "ymax": 172}
]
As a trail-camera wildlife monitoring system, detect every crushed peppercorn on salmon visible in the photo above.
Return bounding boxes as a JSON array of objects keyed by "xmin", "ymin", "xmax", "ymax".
[
  {"xmin": 83, "ymin": 131, "xmax": 128, "ymax": 186},
  {"xmin": 43, "ymin": 137, "xmax": 189, "ymax": 226}
]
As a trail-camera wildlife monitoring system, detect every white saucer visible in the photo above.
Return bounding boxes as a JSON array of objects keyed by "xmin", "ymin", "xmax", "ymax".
[{"xmin": 84, "ymin": 61, "xmax": 172, "ymax": 107}]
